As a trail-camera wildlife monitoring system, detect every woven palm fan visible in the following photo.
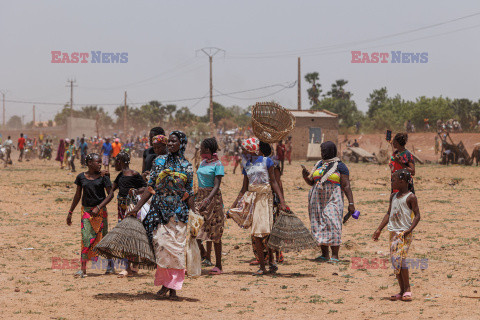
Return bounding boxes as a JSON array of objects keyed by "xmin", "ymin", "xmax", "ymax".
[
  {"xmin": 268, "ymin": 209, "xmax": 317, "ymax": 252},
  {"xmin": 251, "ymin": 102, "xmax": 295, "ymax": 143},
  {"xmin": 95, "ymin": 216, "xmax": 156, "ymax": 269}
]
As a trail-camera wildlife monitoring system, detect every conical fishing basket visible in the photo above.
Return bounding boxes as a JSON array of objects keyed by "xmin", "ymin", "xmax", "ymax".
[
  {"xmin": 251, "ymin": 102, "xmax": 295, "ymax": 143},
  {"xmin": 95, "ymin": 216, "xmax": 156, "ymax": 269},
  {"xmin": 268, "ymin": 209, "xmax": 317, "ymax": 252}
]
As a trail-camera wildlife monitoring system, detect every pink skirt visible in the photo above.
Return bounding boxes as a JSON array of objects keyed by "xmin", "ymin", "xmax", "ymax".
[{"xmin": 154, "ymin": 268, "xmax": 185, "ymax": 290}]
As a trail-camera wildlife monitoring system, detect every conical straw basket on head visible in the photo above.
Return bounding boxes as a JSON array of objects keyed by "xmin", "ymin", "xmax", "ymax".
[
  {"xmin": 95, "ymin": 216, "xmax": 156, "ymax": 269},
  {"xmin": 251, "ymin": 102, "xmax": 295, "ymax": 143},
  {"xmin": 268, "ymin": 209, "xmax": 317, "ymax": 252}
]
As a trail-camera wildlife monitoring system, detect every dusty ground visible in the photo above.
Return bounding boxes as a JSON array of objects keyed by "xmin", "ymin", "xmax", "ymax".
[{"xmin": 1, "ymin": 151, "xmax": 480, "ymax": 320}]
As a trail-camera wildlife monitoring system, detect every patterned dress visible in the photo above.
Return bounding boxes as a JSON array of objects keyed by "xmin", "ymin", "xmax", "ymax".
[
  {"xmin": 308, "ymin": 160, "xmax": 349, "ymax": 246},
  {"xmin": 142, "ymin": 134, "xmax": 193, "ymax": 290}
]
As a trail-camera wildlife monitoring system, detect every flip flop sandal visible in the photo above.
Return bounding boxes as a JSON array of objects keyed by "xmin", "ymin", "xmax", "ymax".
[
  {"xmin": 329, "ymin": 258, "xmax": 340, "ymax": 264},
  {"xmin": 252, "ymin": 269, "xmax": 266, "ymax": 276},
  {"xmin": 402, "ymin": 292, "xmax": 412, "ymax": 301},
  {"xmin": 74, "ymin": 270, "xmax": 86, "ymax": 278},
  {"xmin": 314, "ymin": 256, "xmax": 329, "ymax": 262},
  {"xmin": 249, "ymin": 260, "xmax": 260, "ymax": 266},
  {"xmin": 390, "ymin": 293, "xmax": 403, "ymax": 301},
  {"xmin": 209, "ymin": 267, "xmax": 223, "ymax": 275},
  {"xmin": 202, "ymin": 258, "xmax": 213, "ymax": 267},
  {"xmin": 117, "ymin": 270, "xmax": 131, "ymax": 278}
]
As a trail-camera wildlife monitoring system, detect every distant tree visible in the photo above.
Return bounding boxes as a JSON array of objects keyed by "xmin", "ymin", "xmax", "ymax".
[
  {"xmin": 305, "ymin": 72, "xmax": 321, "ymax": 105},
  {"xmin": 47, "ymin": 120, "xmax": 53, "ymax": 127},
  {"xmin": 174, "ymin": 107, "xmax": 197, "ymax": 125},
  {"xmin": 7, "ymin": 115, "xmax": 22, "ymax": 128},
  {"xmin": 366, "ymin": 87, "xmax": 388, "ymax": 118}
]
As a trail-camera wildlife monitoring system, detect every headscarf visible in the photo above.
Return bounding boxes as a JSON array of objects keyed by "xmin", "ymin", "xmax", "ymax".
[
  {"xmin": 241, "ymin": 137, "xmax": 259, "ymax": 154},
  {"xmin": 152, "ymin": 134, "xmax": 168, "ymax": 145},
  {"xmin": 56, "ymin": 139, "xmax": 65, "ymax": 162},
  {"xmin": 169, "ymin": 130, "xmax": 187, "ymax": 159}
]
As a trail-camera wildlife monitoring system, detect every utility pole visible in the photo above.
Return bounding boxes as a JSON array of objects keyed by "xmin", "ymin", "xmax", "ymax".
[
  {"xmin": 33, "ymin": 105, "xmax": 35, "ymax": 125},
  {"xmin": 196, "ymin": 47, "xmax": 225, "ymax": 135},
  {"xmin": 1, "ymin": 91, "xmax": 5, "ymax": 127},
  {"xmin": 66, "ymin": 79, "xmax": 77, "ymax": 117},
  {"xmin": 124, "ymin": 91, "xmax": 127, "ymax": 137},
  {"xmin": 298, "ymin": 57, "xmax": 301, "ymax": 110}
]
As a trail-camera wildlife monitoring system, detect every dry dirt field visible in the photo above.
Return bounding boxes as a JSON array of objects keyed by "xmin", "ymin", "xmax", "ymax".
[{"xmin": 1, "ymin": 151, "xmax": 480, "ymax": 319}]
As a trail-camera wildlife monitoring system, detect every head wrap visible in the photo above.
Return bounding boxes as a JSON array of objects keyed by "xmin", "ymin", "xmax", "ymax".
[
  {"xmin": 321, "ymin": 141, "xmax": 337, "ymax": 160},
  {"xmin": 152, "ymin": 135, "xmax": 168, "ymax": 145},
  {"xmin": 241, "ymin": 137, "xmax": 260, "ymax": 154},
  {"xmin": 170, "ymin": 130, "xmax": 187, "ymax": 158},
  {"xmin": 115, "ymin": 138, "xmax": 120, "ymax": 143}
]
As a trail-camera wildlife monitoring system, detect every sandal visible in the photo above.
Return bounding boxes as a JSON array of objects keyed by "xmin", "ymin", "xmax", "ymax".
[
  {"xmin": 314, "ymin": 256, "xmax": 329, "ymax": 262},
  {"xmin": 402, "ymin": 292, "xmax": 412, "ymax": 301},
  {"xmin": 202, "ymin": 258, "xmax": 213, "ymax": 267},
  {"xmin": 390, "ymin": 293, "xmax": 403, "ymax": 301},
  {"xmin": 249, "ymin": 259, "xmax": 260, "ymax": 266},
  {"xmin": 252, "ymin": 269, "xmax": 266, "ymax": 276},
  {"xmin": 329, "ymin": 258, "xmax": 340, "ymax": 264},
  {"xmin": 117, "ymin": 270, "xmax": 132, "ymax": 278},
  {"xmin": 209, "ymin": 267, "xmax": 223, "ymax": 275},
  {"xmin": 74, "ymin": 270, "xmax": 86, "ymax": 278}
]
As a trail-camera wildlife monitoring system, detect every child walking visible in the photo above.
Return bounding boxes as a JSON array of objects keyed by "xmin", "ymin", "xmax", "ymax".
[
  {"xmin": 194, "ymin": 138, "xmax": 225, "ymax": 274},
  {"xmin": 373, "ymin": 169, "xmax": 421, "ymax": 301},
  {"xmin": 67, "ymin": 153, "xmax": 114, "ymax": 278},
  {"xmin": 95, "ymin": 151, "xmax": 147, "ymax": 277}
]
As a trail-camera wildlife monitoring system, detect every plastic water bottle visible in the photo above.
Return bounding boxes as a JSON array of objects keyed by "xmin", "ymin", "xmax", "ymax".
[{"xmin": 352, "ymin": 210, "xmax": 360, "ymax": 219}]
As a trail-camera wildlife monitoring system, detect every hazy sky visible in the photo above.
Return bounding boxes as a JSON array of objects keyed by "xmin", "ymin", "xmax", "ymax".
[{"xmin": 1, "ymin": 0, "xmax": 480, "ymax": 123}]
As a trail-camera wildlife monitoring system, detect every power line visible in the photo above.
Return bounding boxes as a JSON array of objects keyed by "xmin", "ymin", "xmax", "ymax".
[
  {"xmin": 228, "ymin": 11, "xmax": 480, "ymax": 59},
  {"xmin": 6, "ymin": 80, "xmax": 297, "ymax": 107},
  {"xmin": 213, "ymin": 81, "xmax": 296, "ymax": 100},
  {"xmin": 78, "ymin": 58, "xmax": 200, "ymax": 90}
]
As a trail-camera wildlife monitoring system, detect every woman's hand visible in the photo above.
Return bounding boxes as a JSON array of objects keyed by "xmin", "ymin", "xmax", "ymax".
[
  {"xmin": 66, "ymin": 212, "xmax": 73, "ymax": 226},
  {"xmin": 199, "ymin": 198, "xmax": 210, "ymax": 211},
  {"xmin": 347, "ymin": 203, "xmax": 355, "ymax": 215},
  {"xmin": 91, "ymin": 206, "xmax": 100, "ymax": 217},
  {"xmin": 142, "ymin": 171, "xmax": 150, "ymax": 180},
  {"xmin": 372, "ymin": 229, "xmax": 381, "ymax": 241},
  {"xmin": 302, "ymin": 167, "xmax": 310, "ymax": 179},
  {"xmin": 126, "ymin": 208, "xmax": 139, "ymax": 218}
]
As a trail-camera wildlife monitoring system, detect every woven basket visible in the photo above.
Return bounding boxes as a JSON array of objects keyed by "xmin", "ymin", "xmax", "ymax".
[
  {"xmin": 268, "ymin": 209, "xmax": 317, "ymax": 253},
  {"xmin": 95, "ymin": 216, "xmax": 156, "ymax": 269},
  {"xmin": 251, "ymin": 102, "xmax": 295, "ymax": 143}
]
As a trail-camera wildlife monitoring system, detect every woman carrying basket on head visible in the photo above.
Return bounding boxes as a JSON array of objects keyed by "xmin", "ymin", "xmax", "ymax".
[{"xmin": 229, "ymin": 137, "xmax": 287, "ymax": 276}]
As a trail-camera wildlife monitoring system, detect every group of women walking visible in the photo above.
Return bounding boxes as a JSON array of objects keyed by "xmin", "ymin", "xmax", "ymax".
[{"xmin": 66, "ymin": 126, "xmax": 418, "ymax": 301}]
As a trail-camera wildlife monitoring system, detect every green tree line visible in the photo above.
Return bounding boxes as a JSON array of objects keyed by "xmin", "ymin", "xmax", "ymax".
[{"xmin": 305, "ymin": 72, "xmax": 480, "ymax": 132}]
